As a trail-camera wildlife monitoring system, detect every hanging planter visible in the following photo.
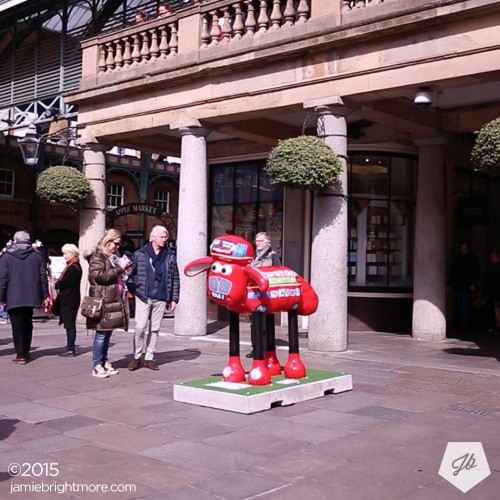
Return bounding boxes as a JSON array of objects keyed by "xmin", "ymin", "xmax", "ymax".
[
  {"xmin": 265, "ymin": 135, "xmax": 343, "ymax": 190},
  {"xmin": 36, "ymin": 165, "xmax": 92, "ymax": 205},
  {"xmin": 471, "ymin": 117, "xmax": 500, "ymax": 175}
]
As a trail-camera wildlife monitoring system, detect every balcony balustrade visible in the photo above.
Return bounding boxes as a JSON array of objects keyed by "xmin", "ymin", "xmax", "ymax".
[{"xmin": 91, "ymin": 0, "xmax": 388, "ymax": 75}]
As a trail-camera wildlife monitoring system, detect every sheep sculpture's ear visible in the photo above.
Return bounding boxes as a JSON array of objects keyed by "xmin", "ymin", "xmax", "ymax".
[
  {"xmin": 244, "ymin": 266, "xmax": 269, "ymax": 293},
  {"xmin": 184, "ymin": 257, "xmax": 214, "ymax": 277}
]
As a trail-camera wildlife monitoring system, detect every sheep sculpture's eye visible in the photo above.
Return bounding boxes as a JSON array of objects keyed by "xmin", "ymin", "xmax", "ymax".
[
  {"xmin": 211, "ymin": 262, "xmax": 222, "ymax": 273},
  {"xmin": 220, "ymin": 265, "xmax": 232, "ymax": 276}
]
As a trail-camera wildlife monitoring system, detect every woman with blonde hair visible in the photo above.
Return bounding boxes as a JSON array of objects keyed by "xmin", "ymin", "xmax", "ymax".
[
  {"xmin": 84, "ymin": 229, "xmax": 131, "ymax": 378},
  {"xmin": 55, "ymin": 243, "xmax": 82, "ymax": 356}
]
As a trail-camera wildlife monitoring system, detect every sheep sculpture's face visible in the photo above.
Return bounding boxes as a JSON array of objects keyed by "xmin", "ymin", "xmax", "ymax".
[{"xmin": 184, "ymin": 235, "xmax": 319, "ymax": 316}]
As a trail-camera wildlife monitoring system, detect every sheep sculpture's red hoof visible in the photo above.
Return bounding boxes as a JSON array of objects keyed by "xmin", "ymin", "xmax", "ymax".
[
  {"xmin": 265, "ymin": 350, "xmax": 282, "ymax": 376},
  {"xmin": 222, "ymin": 356, "xmax": 246, "ymax": 383},
  {"xmin": 284, "ymin": 353, "xmax": 306, "ymax": 379},
  {"xmin": 248, "ymin": 359, "xmax": 272, "ymax": 386}
]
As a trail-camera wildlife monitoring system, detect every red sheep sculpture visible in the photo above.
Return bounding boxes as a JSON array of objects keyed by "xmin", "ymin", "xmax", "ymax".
[{"xmin": 185, "ymin": 235, "xmax": 319, "ymax": 386}]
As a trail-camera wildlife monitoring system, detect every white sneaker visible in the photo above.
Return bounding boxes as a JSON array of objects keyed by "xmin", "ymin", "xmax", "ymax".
[
  {"xmin": 92, "ymin": 365, "xmax": 109, "ymax": 378},
  {"xmin": 104, "ymin": 362, "xmax": 119, "ymax": 375}
]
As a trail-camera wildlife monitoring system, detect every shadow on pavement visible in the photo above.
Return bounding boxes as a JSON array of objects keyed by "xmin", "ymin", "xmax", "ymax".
[
  {"xmin": 113, "ymin": 349, "xmax": 201, "ymax": 369},
  {"xmin": 443, "ymin": 331, "xmax": 500, "ymax": 363}
]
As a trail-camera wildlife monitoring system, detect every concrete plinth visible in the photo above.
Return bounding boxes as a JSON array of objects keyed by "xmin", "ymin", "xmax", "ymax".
[{"xmin": 173, "ymin": 369, "xmax": 353, "ymax": 414}]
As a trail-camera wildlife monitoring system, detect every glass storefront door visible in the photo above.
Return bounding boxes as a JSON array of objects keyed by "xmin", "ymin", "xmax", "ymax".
[
  {"xmin": 210, "ymin": 160, "xmax": 283, "ymax": 256},
  {"xmin": 348, "ymin": 153, "xmax": 416, "ymax": 291}
]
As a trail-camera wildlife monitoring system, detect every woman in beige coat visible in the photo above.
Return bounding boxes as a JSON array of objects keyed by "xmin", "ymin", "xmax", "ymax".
[{"xmin": 85, "ymin": 229, "xmax": 131, "ymax": 378}]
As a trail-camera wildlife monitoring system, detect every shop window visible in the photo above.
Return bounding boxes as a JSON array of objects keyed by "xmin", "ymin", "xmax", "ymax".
[
  {"xmin": 0, "ymin": 169, "xmax": 14, "ymax": 197},
  {"xmin": 210, "ymin": 161, "xmax": 283, "ymax": 256},
  {"xmin": 107, "ymin": 183, "xmax": 124, "ymax": 209},
  {"xmin": 154, "ymin": 188, "xmax": 170, "ymax": 214},
  {"xmin": 348, "ymin": 154, "xmax": 416, "ymax": 290}
]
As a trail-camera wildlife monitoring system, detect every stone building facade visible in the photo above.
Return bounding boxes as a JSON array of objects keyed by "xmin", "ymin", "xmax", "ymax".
[{"xmin": 3, "ymin": 0, "xmax": 500, "ymax": 348}]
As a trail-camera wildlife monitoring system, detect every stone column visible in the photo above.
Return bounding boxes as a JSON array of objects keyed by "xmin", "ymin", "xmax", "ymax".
[
  {"xmin": 412, "ymin": 137, "xmax": 447, "ymax": 340},
  {"xmin": 171, "ymin": 120, "xmax": 210, "ymax": 337},
  {"xmin": 305, "ymin": 97, "xmax": 349, "ymax": 352},
  {"xmin": 77, "ymin": 135, "xmax": 107, "ymax": 287}
]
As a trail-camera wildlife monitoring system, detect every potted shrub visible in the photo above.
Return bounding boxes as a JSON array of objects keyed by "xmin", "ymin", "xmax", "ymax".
[
  {"xmin": 265, "ymin": 135, "xmax": 342, "ymax": 190},
  {"xmin": 471, "ymin": 117, "xmax": 500, "ymax": 175},
  {"xmin": 36, "ymin": 165, "xmax": 92, "ymax": 205}
]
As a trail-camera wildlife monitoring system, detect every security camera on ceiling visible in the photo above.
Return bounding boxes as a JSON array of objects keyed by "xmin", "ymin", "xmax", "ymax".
[{"xmin": 414, "ymin": 88, "xmax": 433, "ymax": 110}]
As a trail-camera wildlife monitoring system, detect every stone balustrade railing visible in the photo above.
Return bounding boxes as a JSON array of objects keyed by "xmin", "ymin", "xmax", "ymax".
[
  {"xmin": 86, "ymin": 0, "xmax": 390, "ymax": 75},
  {"xmin": 200, "ymin": 0, "xmax": 310, "ymax": 47},
  {"xmin": 98, "ymin": 19, "xmax": 178, "ymax": 73}
]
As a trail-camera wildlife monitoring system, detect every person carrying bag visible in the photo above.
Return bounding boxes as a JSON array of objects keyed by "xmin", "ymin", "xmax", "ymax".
[{"xmin": 83, "ymin": 229, "xmax": 131, "ymax": 378}]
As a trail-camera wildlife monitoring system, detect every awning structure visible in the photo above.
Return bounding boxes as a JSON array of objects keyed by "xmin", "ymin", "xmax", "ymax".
[{"xmin": 0, "ymin": 0, "xmax": 30, "ymax": 14}]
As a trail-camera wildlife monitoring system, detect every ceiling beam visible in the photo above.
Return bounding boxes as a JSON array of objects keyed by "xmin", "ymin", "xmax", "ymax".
[
  {"xmin": 215, "ymin": 118, "xmax": 301, "ymax": 146},
  {"xmin": 360, "ymin": 100, "xmax": 441, "ymax": 135}
]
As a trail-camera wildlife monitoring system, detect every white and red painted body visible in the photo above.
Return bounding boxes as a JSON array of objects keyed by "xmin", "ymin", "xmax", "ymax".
[
  {"xmin": 185, "ymin": 236, "xmax": 318, "ymax": 316},
  {"xmin": 184, "ymin": 235, "xmax": 318, "ymax": 385}
]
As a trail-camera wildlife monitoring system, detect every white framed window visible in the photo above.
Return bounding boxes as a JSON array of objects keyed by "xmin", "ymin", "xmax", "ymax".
[
  {"xmin": 154, "ymin": 188, "xmax": 170, "ymax": 214},
  {"xmin": 0, "ymin": 169, "xmax": 14, "ymax": 197},
  {"xmin": 107, "ymin": 183, "xmax": 124, "ymax": 208}
]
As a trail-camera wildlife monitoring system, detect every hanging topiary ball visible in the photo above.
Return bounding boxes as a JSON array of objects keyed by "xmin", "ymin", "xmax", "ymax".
[
  {"xmin": 36, "ymin": 165, "xmax": 92, "ymax": 205},
  {"xmin": 471, "ymin": 117, "xmax": 500, "ymax": 174},
  {"xmin": 265, "ymin": 135, "xmax": 343, "ymax": 190}
]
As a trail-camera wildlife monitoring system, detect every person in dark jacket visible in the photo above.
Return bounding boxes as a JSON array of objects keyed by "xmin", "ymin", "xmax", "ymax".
[
  {"xmin": 127, "ymin": 225, "xmax": 179, "ymax": 371},
  {"xmin": 447, "ymin": 242, "xmax": 480, "ymax": 332},
  {"xmin": 55, "ymin": 243, "xmax": 82, "ymax": 356},
  {"xmin": 0, "ymin": 230, "xmax": 49, "ymax": 364},
  {"xmin": 246, "ymin": 232, "xmax": 281, "ymax": 358},
  {"xmin": 84, "ymin": 229, "xmax": 131, "ymax": 378},
  {"xmin": 481, "ymin": 249, "xmax": 500, "ymax": 334},
  {"xmin": 251, "ymin": 232, "xmax": 281, "ymax": 268}
]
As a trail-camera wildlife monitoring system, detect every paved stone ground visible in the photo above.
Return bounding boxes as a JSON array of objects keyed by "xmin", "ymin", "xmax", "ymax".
[{"xmin": 0, "ymin": 316, "xmax": 499, "ymax": 499}]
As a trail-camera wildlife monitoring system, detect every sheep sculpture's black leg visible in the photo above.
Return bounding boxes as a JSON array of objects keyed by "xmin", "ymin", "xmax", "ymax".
[
  {"xmin": 222, "ymin": 311, "xmax": 245, "ymax": 382},
  {"xmin": 265, "ymin": 313, "xmax": 281, "ymax": 375},
  {"xmin": 248, "ymin": 311, "xmax": 271, "ymax": 385},
  {"xmin": 284, "ymin": 308, "xmax": 306, "ymax": 378}
]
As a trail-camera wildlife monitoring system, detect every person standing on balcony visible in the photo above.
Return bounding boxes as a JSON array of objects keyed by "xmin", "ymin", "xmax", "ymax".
[
  {"xmin": 0, "ymin": 230, "xmax": 49, "ymax": 365},
  {"xmin": 135, "ymin": 10, "xmax": 148, "ymax": 23},
  {"xmin": 127, "ymin": 225, "xmax": 179, "ymax": 371},
  {"xmin": 157, "ymin": 3, "xmax": 173, "ymax": 18}
]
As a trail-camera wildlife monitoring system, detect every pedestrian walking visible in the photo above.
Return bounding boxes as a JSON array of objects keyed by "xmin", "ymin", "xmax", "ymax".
[
  {"xmin": 0, "ymin": 230, "xmax": 49, "ymax": 364},
  {"xmin": 84, "ymin": 229, "xmax": 131, "ymax": 378},
  {"xmin": 481, "ymin": 249, "xmax": 500, "ymax": 334},
  {"xmin": 127, "ymin": 225, "xmax": 179, "ymax": 371},
  {"xmin": 55, "ymin": 243, "xmax": 82, "ymax": 356},
  {"xmin": 447, "ymin": 242, "xmax": 479, "ymax": 332}
]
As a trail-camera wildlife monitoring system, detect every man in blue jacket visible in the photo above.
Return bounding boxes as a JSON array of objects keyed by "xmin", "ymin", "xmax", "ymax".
[
  {"xmin": 128, "ymin": 225, "xmax": 179, "ymax": 371},
  {"xmin": 0, "ymin": 231, "xmax": 49, "ymax": 364}
]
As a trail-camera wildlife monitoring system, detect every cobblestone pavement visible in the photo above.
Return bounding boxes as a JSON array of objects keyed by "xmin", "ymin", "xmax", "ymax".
[{"xmin": 0, "ymin": 317, "xmax": 499, "ymax": 499}]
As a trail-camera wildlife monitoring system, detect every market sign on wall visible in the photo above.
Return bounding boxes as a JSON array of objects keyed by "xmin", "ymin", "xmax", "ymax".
[{"xmin": 107, "ymin": 203, "xmax": 164, "ymax": 221}]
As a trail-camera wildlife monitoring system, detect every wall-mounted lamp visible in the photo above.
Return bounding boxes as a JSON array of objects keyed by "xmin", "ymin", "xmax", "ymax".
[
  {"xmin": 414, "ymin": 87, "xmax": 433, "ymax": 110},
  {"xmin": 43, "ymin": 107, "xmax": 63, "ymax": 120},
  {"xmin": 18, "ymin": 122, "xmax": 84, "ymax": 166}
]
